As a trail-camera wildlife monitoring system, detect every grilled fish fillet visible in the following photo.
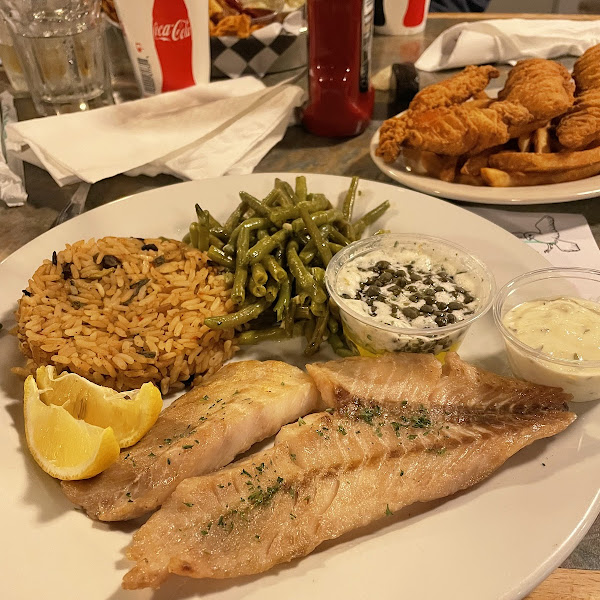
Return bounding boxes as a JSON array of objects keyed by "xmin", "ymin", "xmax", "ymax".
[
  {"xmin": 557, "ymin": 44, "xmax": 600, "ymax": 150},
  {"xmin": 497, "ymin": 58, "xmax": 575, "ymax": 122},
  {"xmin": 61, "ymin": 360, "xmax": 320, "ymax": 521},
  {"xmin": 409, "ymin": 65, "xmax": 500, "ymax": 112},
  {"xmin": 123, "ymin": 353, "xmax": 574, "ymax": 589}
]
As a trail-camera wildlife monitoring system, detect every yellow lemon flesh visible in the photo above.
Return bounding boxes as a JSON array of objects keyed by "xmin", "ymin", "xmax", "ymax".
[
  {"xmin": 23, "ymin": 376, "xmax": 120, "ymax": 480},
  {"xmin": 35, "ymin": 366, "xmax": 163, "ymax": 448}
]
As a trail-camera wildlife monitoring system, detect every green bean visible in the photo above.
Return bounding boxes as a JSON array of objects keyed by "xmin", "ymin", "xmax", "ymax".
[
  {"xmin": 328, "ymin": 316, "xmax": 339, "ymax": 334},
  {"xmin": 182, "ymin": 232, "xmax": 191, "ymax": 245},
  {"xmin": 248, "ymin": 277, "xmax": 266, "ymax": 298},
  {"xmin": 353, "ymin": 200, "xmax": 391, "ymax": 238},
  {"xmin": 209, "ymin": 234, "xmax": 225, "ymax": 250},
  {"xmin": 310, "ymin": 298, "xmax": 328, "ymax": 317},
  {"xmin": 286, "ymin": 241, "xmax": 327, "ymax": 304},
  {"xmin": 207, "ymin": 246, "xmax": 235, "ymax": 270},
  {"xmin": 238, "ymin": 327, "xmax": 289, "ymax": 345},
  {"xmin": 223, "ymin": 272, "xmax": 234, "ymax": 287},
  {"xmin": 262, "ymin": 255, "xmax": 287, "ymax": 283},
  {"xmin": 196, "ymin": 209, "xmax": 210, "ymax": 252},
  {"xmin": 196, "ymin": 203, "xmax": 223, "ymax": 230},
  {"xmin": 342, "ymin": 176, "xmax": 359, "ymax": 221},
  {"xmin": 232, "ymin": 228, "xmax": 250, "ymax": 305},
  {"xmin": 298, "ymin": 240, "xmax": 317, "ymax": 265},
  {"xmin": 305, "ymin": 309, "xmax": 329, "ymax": 356},
  {"xmin": 223, "ymin": 201, "xmax": 247, "ymax": 235},
  {"xmin": 295, "ymin": 176, "xmax": 308, "ymax": 203},
  {"xmin": 246, "ymin": 228, "xmax": 289, "ymax": 265},
  {"xmin": 298, "ymin": 202, "xmax": 333, "ymax": 266},
  {"xmin": 263, "ymin": 188, "xmax": 282, "ymax": 208},
  {"xmin": 283, "ymin": 301, "xmax": 296, "ymax": 336},
  {"xmin": 227, "ymin": 217, "xmax": 271, "ymax": 250},
  {"xmin": 239, "ymin": 191, "xmax": 275, "ymax": 221},
  {"xmin": 189, "ymin": 222, "xmax": 200, "ymax": 249},
  {"xmin": 310, "ymin": 267, "xmax": 326, "ymax": 285},
  {"xmin": 250, "ymin": 262, "xmax": 268, "ymax": 286},
  {"xmin": 321, "ymin": 224, "xmax": 350, "ymax": 246},
  {"xmin": 328, "ymin": 332, "xmax": 355, "ymax": 357},
  {"xmin": 204, "ymin": 299, "xmax": 267, "ymax": 329},
  {"xmin": 291, "ymin": 209, "xmax": 344, "ymax": 234},
  {"xmin": 275, "ymin": 178, "xmax": 298, "ymax": 205},
  {"xmin": 265, "ymin": 278, "xmax": 279, "ymax": 304},
  {"xmin": 328, "ymin": 242, "xmax": 344, "ymax": 254},
  {"xmin": 269, "ymin": 196, "xmax": 329, "ymax": 226},
  {"xmin": 304, "ymin": 313, "xmax": 315, "ymax": 344},
  {"xmin": 295, "ymin": 306, "xmax": 311, "ymax": 320},
  {"xmin": 273, "ymin": 277, "xmax": 291, "ymax": 321}
]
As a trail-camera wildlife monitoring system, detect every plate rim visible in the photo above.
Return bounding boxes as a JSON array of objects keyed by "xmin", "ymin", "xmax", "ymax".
[{"xmin": 369, "ymin": 122, "xmax": 600, "ymax": 205}]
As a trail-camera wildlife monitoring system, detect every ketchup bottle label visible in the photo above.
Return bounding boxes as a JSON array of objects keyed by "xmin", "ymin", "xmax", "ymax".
[
  {"xmin": 152, "ymin": 0, "xmax": 195, "ymax": 92},
  {"xmin": 359, "ymin": 0, "xmax": 375, "ymax": 93}
]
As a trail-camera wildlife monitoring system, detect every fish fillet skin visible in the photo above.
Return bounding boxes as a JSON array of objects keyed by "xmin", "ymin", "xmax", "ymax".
[
  {"xmin": 123, "ymin": 353, "xmax": 575, "ymax": 589},
  {"xmin": 497, "ymin": 58, "xmax": 575, "ymax": 122},
  {"xmin": 61, "ymin": 360, "xmax": 320, "ymax": 521},
  {"xmin": 409, "ymin": 65, "xmax": 500, "ymax": 112}
]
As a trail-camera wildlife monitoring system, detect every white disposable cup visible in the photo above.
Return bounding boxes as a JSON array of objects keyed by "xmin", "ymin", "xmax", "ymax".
[{"xmin": 375, "ymin": 0, "xmax": 431, "ymax": 36}]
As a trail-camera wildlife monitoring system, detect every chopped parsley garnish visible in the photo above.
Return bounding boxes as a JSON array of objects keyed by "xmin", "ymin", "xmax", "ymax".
[
  {"xmin": 385, "ymin": 504, "xmax": 393, "ymax": 516},
  {"xmin": 338, "ymin": 425, "xmax": 347, "ymax": 435},
  {"xmin": 183, "ymin": 502, "xmax": 194, "ymax": 507}
]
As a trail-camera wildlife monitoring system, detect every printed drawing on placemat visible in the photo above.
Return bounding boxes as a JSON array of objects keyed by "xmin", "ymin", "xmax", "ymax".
[{"xmin": 513, "ymin": 216, "xmax": 581, "ymax": 254}]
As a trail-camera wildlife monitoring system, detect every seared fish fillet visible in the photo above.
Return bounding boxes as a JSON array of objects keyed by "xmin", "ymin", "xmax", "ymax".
[
  {"xmin": 61, "ymin": 360, "xmax": 320, "ymax": 521},
  {"xmin": 123, "ymin": 353, "xmax": 574, "ymax": 589},
  {"xmin": 409, "ymin": 65, "xmax": 500, "ymax": 112},
  {"xmin": 557, "ymin": 44, "xmax": 600, "ymax": 149}
]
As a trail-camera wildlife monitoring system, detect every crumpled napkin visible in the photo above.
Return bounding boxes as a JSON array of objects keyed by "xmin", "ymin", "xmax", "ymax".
[
  {"xmin": 414, "ymin": 19, "xmax": 600, "ymax": 72},
  {"xmin": 7, "ymin": 77, "xmax": 304, "ymax": 187}
]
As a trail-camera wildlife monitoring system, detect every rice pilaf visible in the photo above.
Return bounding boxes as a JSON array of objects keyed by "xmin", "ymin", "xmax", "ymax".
[{"xmin": 15, "ymin": 237, "xmax": 237, "ymax": 394}]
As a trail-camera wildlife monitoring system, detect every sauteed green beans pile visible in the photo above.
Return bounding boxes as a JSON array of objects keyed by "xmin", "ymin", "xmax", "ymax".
[{"xmin": 183, "ymin": 176, "xmax": 390, "ymax": 356}]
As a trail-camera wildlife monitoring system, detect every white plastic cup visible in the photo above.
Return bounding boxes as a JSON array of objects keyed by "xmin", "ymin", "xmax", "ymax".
[{"xmin": 374, "ymin": 0, "xmax": 431, "ymax": 36}]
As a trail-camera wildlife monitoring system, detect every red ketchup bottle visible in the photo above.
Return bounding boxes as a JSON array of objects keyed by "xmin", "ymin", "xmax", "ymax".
[
  {"xmin": 152, "ymin": 0, "xmax": 195, "ymax": 92},
  {"xmin": 302, "ymin": 0, "xmax": 375, "ymax": 137}
]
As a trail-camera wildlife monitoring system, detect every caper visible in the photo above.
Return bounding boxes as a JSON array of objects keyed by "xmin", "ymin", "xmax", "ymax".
[
  {"xmin": 375, "ymin": 260, "xmax": 391, "ymax": 270},
  {"xmin": 378, "ymin": 272, "xmax": 393, "ymax": 285},
  {"xmin": 420, "ymin": 304, "xmax": 434, "ymax": 314},
  {"xmin": 409, "ymin": 294, "xmax": 420, "ymax": 303},
  {"xmin": 388, "ymin": 285, "xmax": 402, "ymax": 295},
  {"xmin": 448, "ymin": 301, "xmax": 464, "ymax": 310},
  {"xmin": 406, "ymin": 285, "xmax": 418, "ymax": 292},
  {"xmin": 435, "ymin": 315, "xmax": 449, "ymax": 327},
  {"xmin": 423, "ymin": 277, "xmax": 433, "ymax": 285},
  {"xmin": 436, "ymin": 302, "xmax": 448, "ymax": 311},
  {"xmin": 366, "ymin": 286, "xmax": 379, "ymax": 297},
  {"xmin": 456, "ymin": 286, "xmax": 466, "ymax": 294},
  {"xmin": 463, "ymin": 294, "xmax": 475, "ymax": 304},
  {"xmin": 434, "ymin": 286, "xmax": 444, "ymax": 292},
  {"xmin": 402, "ymin": 307, "xmax": 420, "ymax": 319},
  {"xmin": 409, "ymin": 272, "xmax": 422, "ymax": 282},
  {"xmin": 423, "ymin": 288, "xmax": 436, "ymax": 296},
  {"xmin": 447, "ymin": 314, "xmax": 457, "ymax": 324}
]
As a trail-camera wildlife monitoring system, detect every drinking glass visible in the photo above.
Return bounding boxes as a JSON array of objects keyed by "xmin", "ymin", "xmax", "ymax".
[{"xmin": 0, "ymin": 0, "xmax": 113, "ymax": 116}]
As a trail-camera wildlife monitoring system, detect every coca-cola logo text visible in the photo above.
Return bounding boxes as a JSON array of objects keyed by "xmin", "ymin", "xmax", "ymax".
[{"xmin": 153, "ymin": 19, "xmax": 191, "ymax": 43}]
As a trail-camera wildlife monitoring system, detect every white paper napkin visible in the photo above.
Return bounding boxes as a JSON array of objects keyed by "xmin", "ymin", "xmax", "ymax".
[
  {"xmin": 415, "ymin": 19, "xmax": 600, "ymax": 72},
  {"xmin": 7, "ymin": 77, "xmax": 304, "ymax": 187}
]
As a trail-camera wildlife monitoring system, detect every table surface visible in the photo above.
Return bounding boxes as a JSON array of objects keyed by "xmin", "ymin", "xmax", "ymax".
[{"xmin": 0, "ymin": 10, "xmax": 598, "ymax": 584}]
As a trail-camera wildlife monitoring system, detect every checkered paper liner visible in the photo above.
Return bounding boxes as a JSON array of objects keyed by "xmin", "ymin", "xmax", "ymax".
[{"xmin": 211, "ymin": 10, "xmax": 306, "ymax": 79}]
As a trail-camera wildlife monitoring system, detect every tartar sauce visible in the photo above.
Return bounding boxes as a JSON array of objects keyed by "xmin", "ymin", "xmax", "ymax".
[{"xmin": 502, "ymin": 297, "xmax": 600, "ymax": 402}]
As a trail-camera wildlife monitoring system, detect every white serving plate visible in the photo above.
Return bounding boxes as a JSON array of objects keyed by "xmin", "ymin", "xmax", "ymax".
[{"xmin": 1, "ymin": 173, "xmax": 598, "ymax": 600}]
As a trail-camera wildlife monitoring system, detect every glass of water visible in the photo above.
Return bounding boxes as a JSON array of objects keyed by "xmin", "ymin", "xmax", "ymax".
[{"xmin": 0, "ymin": 0, "xmax": 113, "ymax": 116}]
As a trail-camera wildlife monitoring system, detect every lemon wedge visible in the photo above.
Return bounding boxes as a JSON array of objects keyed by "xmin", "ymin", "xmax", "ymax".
[
  {"xmin": 24, "ymin": 375, "xmax": 120, "ymax": 480},
  {"xmin": 35, "ymin": 366, "xmax": 163, "ymax": 448}
]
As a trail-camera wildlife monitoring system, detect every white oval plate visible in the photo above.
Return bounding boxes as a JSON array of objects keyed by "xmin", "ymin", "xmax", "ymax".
[
  {"xmin": 1, "ymin": 174, "xmax": 598, "ymax": 600},
  {"xmin": 370, "ymin": 125, "xmax": 600, "ymax": 205}
]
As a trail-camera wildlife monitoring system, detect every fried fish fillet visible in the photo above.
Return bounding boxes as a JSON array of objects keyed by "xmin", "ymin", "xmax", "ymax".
[
  {"xmin": 122, "ymin": 353, "xmax": 574, "ymax": 589},
  {"xmin": 377, "ymin": 100, "xmax": 533, "ymax": 160},
  {"xmin": 497, "ymin": 58, "xmax": 575, "ymax": 122},
  {"xmin": 61, "ymin": 360, "xmax": 320, "ymax": 521},
  {"xmin": 557, "ymin": 44, "xmax": 600, "ymax": 150},
  {"xmin": 409, "ymin": 65, "xmax": 500, "ymax": 112}
]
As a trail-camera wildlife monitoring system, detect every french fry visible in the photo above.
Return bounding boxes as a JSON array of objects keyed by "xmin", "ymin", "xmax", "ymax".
[
  {"xmin": 481, "ymin": 162, "xmax": 600, "ymax": 187},
  {"xmin": 489, "ymin": 145, "xmax": 600, "ymax": 172},
  {"xmin": 533, "ymin": 125, "xmax": 552, "ymax": 153}
]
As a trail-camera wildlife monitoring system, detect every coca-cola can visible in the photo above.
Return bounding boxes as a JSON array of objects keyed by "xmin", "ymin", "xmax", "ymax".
[
  {"xmin": 374, "ymin": 0, "xmax": 430, "ymax": 36},
  {"xmin": 114, "ymin": 0, "xmax": 210, "ymax": 96}
]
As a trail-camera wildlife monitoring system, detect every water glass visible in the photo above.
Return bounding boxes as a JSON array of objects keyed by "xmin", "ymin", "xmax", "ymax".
[{"xmin": 1, "ymin": 0, "xmax": 113, "ymax": 116}]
